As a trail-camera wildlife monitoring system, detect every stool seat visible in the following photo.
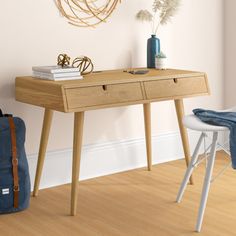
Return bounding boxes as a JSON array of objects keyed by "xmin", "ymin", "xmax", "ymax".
[
  {"xmin": 183, "ymin": 114, "xmax": 229, "ymax": 132},
  {"xmin": 176, "ymin": 107, "xmax": 236, "ymax": 232}
]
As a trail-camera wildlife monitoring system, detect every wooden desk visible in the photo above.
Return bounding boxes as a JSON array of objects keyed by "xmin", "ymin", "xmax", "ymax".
[{"xmin": 15, "ymin": 68, "xmax": 209, "ymax": 215}]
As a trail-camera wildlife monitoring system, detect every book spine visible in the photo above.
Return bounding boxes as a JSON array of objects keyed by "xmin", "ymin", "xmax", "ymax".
[
  {"xmin": 52, "ymin": 76, "xmax": 83, "ymax": 81},
  {"xmin": 51, "ymin": 69, "xmax": 81, "ymax": 74},
  {"xmin": 32, "ymin": 72, "xmax": 83, "ymax": 81},
  {"xmin": 32, "ymin": 72, "xmax": 54, "ymax": 80},
  {"xmin": 33, "ymin": 71, "xmax": 81, "ymax": 78},
  {"xmin": 32, "ymin": 67, "xmax": 81, "ymax": 74}
]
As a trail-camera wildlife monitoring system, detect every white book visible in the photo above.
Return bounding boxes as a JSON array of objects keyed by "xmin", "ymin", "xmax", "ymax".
[
  {"xmin": 33, "ymin": 71, "xmax": 81, "ymax": 79},
  {"xmin": 32, "ymin": 65, "xmax": 81, "ymax": 74},
  {"xmin": 32, "ymin": 72, "xmax": 83, "ymax": 81}
]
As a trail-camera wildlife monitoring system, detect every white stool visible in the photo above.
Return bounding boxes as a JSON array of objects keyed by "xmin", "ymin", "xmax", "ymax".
[{"xmin": 176, "ymin": 110, "xmax": 233, "ymax": 232}]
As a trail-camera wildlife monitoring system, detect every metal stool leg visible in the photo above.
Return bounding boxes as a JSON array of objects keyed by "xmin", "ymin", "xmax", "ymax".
[
  {"xmin": 176, "ymin": 132, "xmax": 205, "ymax": 203},
  {"xmin": 195, "ymin": 132, "xmax": 218, "ymax": 232}
]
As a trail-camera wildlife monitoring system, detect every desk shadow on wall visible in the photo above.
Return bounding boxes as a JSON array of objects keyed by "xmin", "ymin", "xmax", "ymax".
[
  {"xmin": 0, "ymin": 80, "xmax": 30, "ymax": 116},
  {"xmin": 0, "ymin": 81, "xmax": 14, "ymax": 99},
  {"xmin": 115, "ymin": 50, "xmax": 132, "ymax": 69},
  {"xmin": 0, "ymin": 80, "xmax": 16, "ymax": 111},
  {"xmin": 114, "ymin": 34, "xmax": 145, "ymax": 69},
  {"xmin": 84, "ymin": 105, "xmax": 143, "ymax": 167}
]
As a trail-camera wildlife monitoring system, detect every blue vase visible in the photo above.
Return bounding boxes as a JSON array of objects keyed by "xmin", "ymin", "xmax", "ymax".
[{"xmin": 147, "ymin": 35, "xmax": 160, "ymax": 68}]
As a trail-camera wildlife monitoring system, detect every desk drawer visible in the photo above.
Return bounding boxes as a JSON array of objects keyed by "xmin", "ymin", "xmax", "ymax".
[
  {"xmin": 65, "ymin": 82, "xmax": 143, "ymax": 109},
  {"xmin": 144, "ymin": 76, "xmax": 208, "ymax": 100}
]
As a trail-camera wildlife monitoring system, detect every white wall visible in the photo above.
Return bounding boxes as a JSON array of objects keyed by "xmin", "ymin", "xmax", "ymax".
[
  {"xmin": 0, "ymin": 1, "xmax": 224, "ymax": 169},
  {"xmin": 225, "ymin": 0, "xmax": 236, "ymax": 107}
]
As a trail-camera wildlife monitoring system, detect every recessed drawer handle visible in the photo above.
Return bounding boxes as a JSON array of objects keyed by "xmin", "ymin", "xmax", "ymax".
[
  {"xmin": 102, "ymin": 85, "xmax": 107, "ymax": 91},
  {"xmin": 173, "ymin": 78, "xmax": 178, "ymax": 83}
]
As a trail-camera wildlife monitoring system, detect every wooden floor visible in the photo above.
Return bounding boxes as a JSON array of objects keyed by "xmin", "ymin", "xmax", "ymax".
[{"xmin": 1, "ymin": 151, "xmax": 236, "ymax": 236}]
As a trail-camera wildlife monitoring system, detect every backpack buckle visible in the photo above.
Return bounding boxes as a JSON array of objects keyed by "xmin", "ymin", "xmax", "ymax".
[
  {"xmin": 13, "ymin": 185, "xmax": 20, "ymax": 192},
  {"xmin": 12, "ymin": 158, "xmax": 18, "ymax": 165}
]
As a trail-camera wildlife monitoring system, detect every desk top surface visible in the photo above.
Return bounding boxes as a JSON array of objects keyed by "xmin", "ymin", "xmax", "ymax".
[
  {"xmin": 15, "ymin": 68, "xmax": 208, "ymax": 112},
  {"xmin": 16, "ymin": 68, "xmax": 205, "ymax": 88}
]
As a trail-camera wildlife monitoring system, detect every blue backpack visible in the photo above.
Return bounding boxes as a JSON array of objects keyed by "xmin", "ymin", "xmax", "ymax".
[{"xmin": 0, "ymin": 110, "xmax": 31, "ymax": 213}]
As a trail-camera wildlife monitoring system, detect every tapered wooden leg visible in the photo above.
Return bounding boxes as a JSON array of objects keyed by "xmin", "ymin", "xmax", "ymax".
[
  {"xmin": 174, "ymin": 99, "xmax": 194, "ymax": 185},
  {"xmin": 33, "ymin": 109, "xmax": 53, "ymax": 197},
  {"xmin": 143, "ymin": 103, "xmax": 152, "ymax": 171},
  {"xmin": 71, "ymin": 112, "xmax": 84, "ymax": 216}
]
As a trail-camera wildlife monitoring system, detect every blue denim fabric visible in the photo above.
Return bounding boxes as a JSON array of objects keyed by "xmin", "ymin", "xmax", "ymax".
[
  {"xmin": 0, "ymin": 117, "xmax": 31, "ymax": 213},
  {"xmin": 193, "ymin": 108, "xmax": 236, "ymax": 169}
]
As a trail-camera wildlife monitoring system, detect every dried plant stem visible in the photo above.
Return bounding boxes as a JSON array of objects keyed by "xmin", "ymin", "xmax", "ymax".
[
  {"xmin": 136, "ymin": 0, "xmax": 181, "ymax": 35},
  {"xmin": 154, "ymin": 11, "xmax": 166, "ymax": 35},
  {"xmin": 151, "ymin": 11, "xmax": 157, "ymax": 34}
]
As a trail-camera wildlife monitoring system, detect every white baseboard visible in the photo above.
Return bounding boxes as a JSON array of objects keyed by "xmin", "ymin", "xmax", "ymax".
[{"xmin": 27, "ymin": 130, "xmax": 222, "ymax": 190}]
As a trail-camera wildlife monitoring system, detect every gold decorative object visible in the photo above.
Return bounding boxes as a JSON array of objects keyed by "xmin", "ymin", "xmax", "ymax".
[
  {"xmin": 72, "ymin": 56, "xmax": 94, "ymax": 75},
  {"xmin": 55, "ymin": 0, "xmax": 121, "ymax": 27},
  {"xmin": 57, "ymin": 54, "xmax": 71, "ymax": 67},
  {"xmin": 56, "ymin": 54, "xmax": 94, "ymax": 75}
]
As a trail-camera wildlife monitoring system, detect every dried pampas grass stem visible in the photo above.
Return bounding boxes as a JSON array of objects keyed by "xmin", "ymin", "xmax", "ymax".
[{"xmin": 136, "ymin": 0, "xmax": 181, "ymax": 35}]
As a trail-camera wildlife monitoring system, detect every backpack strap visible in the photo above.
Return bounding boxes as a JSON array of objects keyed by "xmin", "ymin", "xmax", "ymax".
[
  {"xmin": 0, "ymin": 109, "xmax": 12, "ymax": 117},
  {"xmin": 8, "ymin": 117, "xmax": 19, "ymax": 208}
]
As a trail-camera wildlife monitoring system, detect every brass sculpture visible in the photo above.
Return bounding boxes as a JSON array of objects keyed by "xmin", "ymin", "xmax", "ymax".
[
  {"xmin": 57, "ymin": 54, "xmax": 71, "ymax": 67},
  {"xmin": 72, "ymin": 56, "xmax": 94, "ymax": 75},
  {"xmin": 57, "ymin": 54, "xmax": 94, "ymax": 75}
]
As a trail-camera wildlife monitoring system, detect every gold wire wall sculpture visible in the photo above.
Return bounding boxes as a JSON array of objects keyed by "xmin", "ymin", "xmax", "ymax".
[{"xmin": 55, "ymin": 0, "xmax": 121, "ymax": 27}]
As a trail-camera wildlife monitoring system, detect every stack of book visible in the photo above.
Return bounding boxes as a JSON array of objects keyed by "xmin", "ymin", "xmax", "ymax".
[{"xmin": 32, "ymin": 66, "xmax": 83, "ymax": 81}]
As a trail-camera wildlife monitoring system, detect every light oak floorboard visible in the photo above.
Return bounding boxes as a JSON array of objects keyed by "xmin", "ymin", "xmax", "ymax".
[{"xmin": 1, "ymin": 151, "xmax": 235, "ymax": 236}]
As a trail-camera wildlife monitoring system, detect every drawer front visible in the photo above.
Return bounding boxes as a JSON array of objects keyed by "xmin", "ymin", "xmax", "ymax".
[
  {"xmin": 144, "ymin": 76, "xmax": 208, "ymax": 100},
  {"xmin": 65, "ymin": 82, "xmax": 143, "ymax": 109}
]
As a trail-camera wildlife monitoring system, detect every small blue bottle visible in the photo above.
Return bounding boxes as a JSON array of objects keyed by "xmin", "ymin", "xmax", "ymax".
[{"xmin": 147, "ymin": 35, "xmax": 160, "ymax": 68}]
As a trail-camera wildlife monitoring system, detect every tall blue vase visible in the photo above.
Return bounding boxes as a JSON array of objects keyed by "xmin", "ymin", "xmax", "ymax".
[{"xmin": 147, "ymin": 35, "xmax": 160, "ymax": 68}]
